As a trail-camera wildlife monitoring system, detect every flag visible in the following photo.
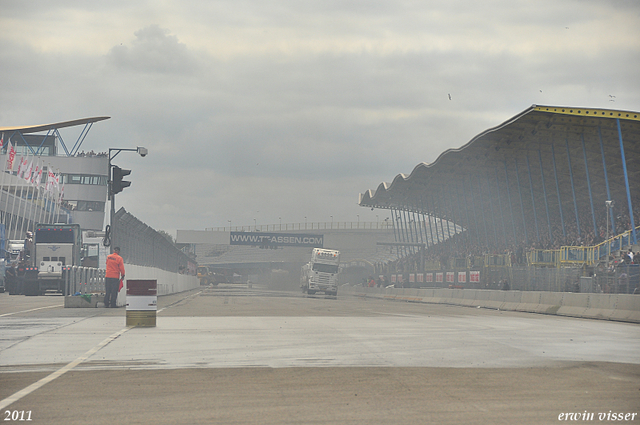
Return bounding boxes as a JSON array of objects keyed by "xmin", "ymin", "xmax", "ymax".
[
  {"xmin": 24, "ymin": 159, "xmax": 33, "ymax": 182},
  {"xmin": 6, "ymin": 141, "xmax": 16, "ymax": 170},
  {"xmin": 58, "ymin": 182, "xmax": 65, "ymax": 203},
  {"xmin": 31, "ymin": 161, "xmax": 41, "ymax": 186},
  {"xmin": 46, "ymin": 169, "xmax": 56, "ymax": 192},
  {"xmin": 16, "ymin": 156, "xmax": 25, "ymax": 177},
  {"xmin": 0, "ymin": 133, "xmax": 4, "ymax": 150}
]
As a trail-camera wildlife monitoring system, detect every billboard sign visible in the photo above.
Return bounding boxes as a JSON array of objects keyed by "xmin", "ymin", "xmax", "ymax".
[{"xmin": 230, "ymin": 232, "xmax": 323, "ymax": 248}]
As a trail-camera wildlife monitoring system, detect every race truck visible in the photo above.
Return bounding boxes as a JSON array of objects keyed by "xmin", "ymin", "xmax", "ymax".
[
  {"xmin": 20, "ymin": 223, "xmax": 83, "ymax": 296},
  {"xmin": 301, "ymin": 248, "xmax": 340, "ymax": 296}
]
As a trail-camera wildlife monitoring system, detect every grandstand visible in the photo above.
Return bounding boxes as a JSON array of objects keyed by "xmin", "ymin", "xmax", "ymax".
[{"xmin": 359, "ymin": 105, "xmax": 639, "ymax": 293}]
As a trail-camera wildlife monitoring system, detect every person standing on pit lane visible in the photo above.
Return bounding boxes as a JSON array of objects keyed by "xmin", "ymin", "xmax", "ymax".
[{"xmin": 105, "ymin": 247, "xmax": 125, "ymax": 308}]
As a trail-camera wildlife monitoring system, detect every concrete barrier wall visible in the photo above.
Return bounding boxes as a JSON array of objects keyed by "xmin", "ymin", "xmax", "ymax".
[
  {"xmin": 342, "ymin": 286, "xmax": 639, "ymax": 323},
  {"xmin": 115, "ymin": 264, "xmax": 199, "ymax": 306}
]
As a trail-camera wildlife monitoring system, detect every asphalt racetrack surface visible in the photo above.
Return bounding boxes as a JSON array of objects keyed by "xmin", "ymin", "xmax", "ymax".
[{"xmin": 1, "ymin": 285, "xmax": 639, "ymax": 424}]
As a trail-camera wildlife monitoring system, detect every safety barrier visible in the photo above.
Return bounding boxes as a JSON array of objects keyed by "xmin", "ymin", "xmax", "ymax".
[
  {"xmin": 527, "ymin": 250, "xmax": 559, "ymax": 267},
  {"xmin": 65, "ymin": 266, "xmax": 105, "ymax": 295},
  {"xmin": 343, "ymin": 286, "xmax": 639, "ymax": 323}
]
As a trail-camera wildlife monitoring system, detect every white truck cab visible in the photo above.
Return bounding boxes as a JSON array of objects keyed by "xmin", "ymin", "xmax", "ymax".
[{"xmin": 301, "ymin": 248, "xmax": 340, "ymax": 296}]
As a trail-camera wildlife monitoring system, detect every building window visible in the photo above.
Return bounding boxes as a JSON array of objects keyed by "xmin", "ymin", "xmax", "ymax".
[
  {"xmin": 64, "ymin": 201, "xmax": 105, "ymax": 212},
  {"xmin": 62, "ymin": 174, "xmax": 107, "ymax": 186}
]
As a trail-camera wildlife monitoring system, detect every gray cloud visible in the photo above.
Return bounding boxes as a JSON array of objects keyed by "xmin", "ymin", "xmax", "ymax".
[
  {"xmin": 106, "ymin": 25, "xmax": 198, "ymax": 74},
  {"xmin": 1, "ymin": 0, "xmax": 638, "ymax": 234}
]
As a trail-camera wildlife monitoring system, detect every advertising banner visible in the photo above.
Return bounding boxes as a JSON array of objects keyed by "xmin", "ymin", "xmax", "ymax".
[
  {"xmin": 436, "ymin": 272, "xmax": 443, "ymax": 282},
  {"xmin": 425, "ymin": 273, "xmax": 433, "ymax": 283},
  {"xmin": 446, "ymin": 272, "xmax": 454, "ymax": 283},
  {"xmin": 409, "ymin": 273, "xmax": 415, "ymax": 283},
  {"xmin": 230, "ymin": 232, "xmax": 323, "ymax": 247},
  {"xmin": 417, "ymin": 273, "xmax": 424, "ymax": 283},
  {"xmin": 458, "ymin": 271, "xmax": 467, "ymax": 283},
  {"xmin": 470, "ymin": 271, "xmax": 480, "ymax": 282}
]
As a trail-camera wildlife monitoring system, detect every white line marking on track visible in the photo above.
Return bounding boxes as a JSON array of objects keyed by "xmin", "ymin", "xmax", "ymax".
[
  {"xmin": 0, "ymin": 304, "xmax": 64, "ymax": 317},
  {"xmin": 0, "ymin": 326, "xmax": 131, "ymax": 410}
]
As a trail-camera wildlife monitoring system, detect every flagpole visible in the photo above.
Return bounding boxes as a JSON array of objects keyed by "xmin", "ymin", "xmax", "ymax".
[
  {"xmin": 8, "ymin": 156, "xmax": 23, "ymax": 239},
  {"xmin": 53, "ymin": 169, "xmax": 61, "ymax": 224},
  {"xmin": 36, "ymin": 165, "xmax": 46, "ymax": 226},
  {"xmin": 17, "ymin": 155, "xmax": 32, "ymax": 238},
  {"xmin": 0, "ymin": 155, "xmax": 7, "ymax": 227},
  {"xmin": 42, "ymin": 165, "xmax": 51, "ymax": 226},
  {"xmin": 0, "ymin": 133, "xmax": 7, "ymax": 223},
  {"xmin": 24, "ymin": 159, "xmax": 37, "ymax": 233},
  {"xmin": 17, "ymin": 156, "xmax": 29, "ymax": 237}
]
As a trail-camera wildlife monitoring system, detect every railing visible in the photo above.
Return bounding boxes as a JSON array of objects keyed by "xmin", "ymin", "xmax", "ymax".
[
  {"xmin": 206, "ymin": 221, "xmax": 395, "ymax": 232},
  {"xmin": 559, "ymin": 225, "xmax": 639, "ymax": 266},
  {"xmin": 65, "ymin": 266, "xmax": 105, "ymax": 295},
  {"xmin": 485, "ymin": 254, "xmax": 511, "ymax": 267},
  {"xmin": 527, "ymin": 250, "xmax": 560, "ymax": 267}
]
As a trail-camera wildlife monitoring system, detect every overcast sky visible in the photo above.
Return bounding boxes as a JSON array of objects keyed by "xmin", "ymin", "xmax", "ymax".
[{"xmin": 1, "ymin": 0, "xmax": 639, "ymax": 236}]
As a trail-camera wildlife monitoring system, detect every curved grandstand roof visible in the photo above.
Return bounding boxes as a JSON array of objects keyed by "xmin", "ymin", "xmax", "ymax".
[{"xmin": 359, "ymin": 105, "xmax": 640, "ymax": 248}]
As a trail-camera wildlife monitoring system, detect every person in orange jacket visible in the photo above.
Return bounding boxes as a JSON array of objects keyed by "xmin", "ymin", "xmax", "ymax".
[{"xmin": 105, "ymin": 247, "xmax": 125, "ymax": 308}]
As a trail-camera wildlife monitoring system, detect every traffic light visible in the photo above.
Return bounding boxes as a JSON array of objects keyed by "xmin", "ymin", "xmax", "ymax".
[{"xmin": 111, "ymin": 165, "xmax": 132, "ymax": 195}]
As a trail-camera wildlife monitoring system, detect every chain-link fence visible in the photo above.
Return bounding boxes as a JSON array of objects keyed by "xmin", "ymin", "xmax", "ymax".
[
  {"xmin": 509, "ymin": 266, "xmax": 583, "ymax": 292},
  {"xmin": 112, "ymin": 207, "xmax": 194, "ymax": 274}
]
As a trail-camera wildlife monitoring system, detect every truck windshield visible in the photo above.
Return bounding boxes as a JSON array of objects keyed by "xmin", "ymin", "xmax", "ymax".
[
  {"xmin": 36, "ymin": 229, "xmax": 75, "ymax": 244},
  {"xmin": 312, "ymin": 263, "xmax": 338, "ymax": 274}
]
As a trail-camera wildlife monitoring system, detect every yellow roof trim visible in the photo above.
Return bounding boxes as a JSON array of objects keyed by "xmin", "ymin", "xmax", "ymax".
[{"xmin": 534, "ymin": 105, "xmax": 640, "ymax": 121}]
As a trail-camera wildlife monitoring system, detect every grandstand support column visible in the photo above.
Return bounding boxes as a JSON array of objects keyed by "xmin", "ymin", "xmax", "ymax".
[
  {"xmin": 423, "ymin": 197, "xmax": 437, "ymax": 246},
  {"xmin": 494, "ymin": 169, "xmax": 509, "ymax": 250},
  {"xmin": 438, "ymin": 189, "xmax": 453, "ymax": 245},
  {"xmin": 503, "ymin": 162, "xmax": 518, "ymax": 246},
  {"xmin": 483, "ymin": 177, "xmax": 500, "ymax": 251},
  {"xmin": 454, "ymin": 183, "xmax": 471, "ymax": 252},
  {"xmin": 537, "ymin": 151, "xmax": 553, "ymax": 244},
  {"xmin": 403, "ymin": 209, "xmax": 415, "ymax": 255},
  {"xmin": 616, "ymin": 118, "xmax": 637, "ymax": 245},
  {"xmin": 445, "ymin": 187, "xmax": 461, "ymax": 252},
  {"xmin": 400, "ymin": 208, "xmax": 411, "ymax": 255},
  {"xmin": 424, "ymin": 193, "xmax": 438, "ymax": 245},
  {"xmin": 598, "ymin": 126, "xmax": 616, "ymax": 235},
  {"xmin": 525, "ymin": 155, "xmax": 540, "ymax": 243},
  {"xmin": 391, "ymin": 207, "xmax": 400, "ymax": 246},
  {"xmin": 565, "ymin": 138, "xmax": 581, "ymax": 238},
  {"xmin": 461, "ymin": 176, "xmax": 478, "ymax": 247},
  {"xmin": 412, "ymin": 210, "xmax": 424, "ymax": 249},
  {"xmin": 581, "ymin": 133, "xmax": 598, "ymax": 237},
  {"xmin": 392, "ymin": 208, "xmax": 407, "ymax": 257},
  {"xmin": 551, "ymin": 144, "xmax": 567, "ymax": 239},
  {"xmin": 435, "ymin": 192, "xmax": 448, "ymax": 246},
  {"xmin": 410, "ymin": 209, "xmax": 420, "ymax": 254},
  {"xmin": 514, "ymin": 158, "xmax": 529, "ymax": 245},
  {"xmin": 418, "ymin": 200, "xmax": 431, "ymax": 249}
]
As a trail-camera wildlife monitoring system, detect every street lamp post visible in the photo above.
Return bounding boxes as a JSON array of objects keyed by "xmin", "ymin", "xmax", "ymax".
[{"xmin": 108, "ymin": 146, "xmax": 147, "ymax": 253}]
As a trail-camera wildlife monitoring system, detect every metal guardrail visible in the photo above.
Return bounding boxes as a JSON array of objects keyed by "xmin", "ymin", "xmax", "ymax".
[
  {"xmin": 113, "ymin": 208, "xmax": 195, "ymax": 274},
  {"xmin": 65, "ymin": 266, "xmax": 105, "ymax": 295},
  {"xmin": 527, "ymin": 250, "xmax": 559, "ymax": 267},
  {"xmin": 560, "ymin": 225, "xmax": 640, "ymax": 266}
]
